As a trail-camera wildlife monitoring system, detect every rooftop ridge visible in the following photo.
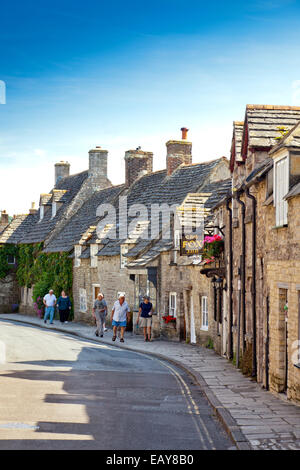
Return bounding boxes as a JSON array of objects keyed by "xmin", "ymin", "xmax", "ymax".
[{"xmin": 247, "ymin": 104, "xmax": 300, "ymax": 111}]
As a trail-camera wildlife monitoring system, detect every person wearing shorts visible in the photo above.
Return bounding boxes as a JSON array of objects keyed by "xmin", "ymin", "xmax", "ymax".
[
  {"xmin": 111, "ymin": 293, "xmax": 129, "ymax": 343},
  {"xmin": 137, "ymin": 295, "xmax": 153, "ymax": 342}
]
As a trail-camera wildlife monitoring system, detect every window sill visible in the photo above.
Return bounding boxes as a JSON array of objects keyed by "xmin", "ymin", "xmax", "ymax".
[
  {"xmin": 272, "ymin": 224, "xmax": 288, "ymax": 230},
  {"xmin": 201, "ymin": 326, "xmax": 208, "ymax": 331}
]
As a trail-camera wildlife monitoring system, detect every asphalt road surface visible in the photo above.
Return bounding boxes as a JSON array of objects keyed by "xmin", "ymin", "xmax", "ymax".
[{"xmin": 0, "ymin": 320, "xmax": 234, "ymax": 450}]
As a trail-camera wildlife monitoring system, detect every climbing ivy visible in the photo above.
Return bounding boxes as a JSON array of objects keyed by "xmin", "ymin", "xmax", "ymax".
[
  {"xmin": 0, "ymin": 244, "xmax": 19, "ymax": 279},
  {"xmin": 16, "ymin": 243, "xmax": 73, "ymax": 317}
]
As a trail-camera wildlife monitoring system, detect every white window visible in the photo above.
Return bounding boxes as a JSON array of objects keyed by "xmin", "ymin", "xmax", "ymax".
[
  {"xmin": 274, "ymin": 156, "xmax": 289, "ymax": 227},
  {"xmin": 74, "ymin": 245, "xmax": 82, "ymax": 268},
  {"xmin": 39, "ymin": 205, "xmax": 44, "ymax": 221},
  {"xmin": 79, "ymin": 288, "xmax": 87, "ymax": 312},
  {"xmin": 120, "ymin": 244, "xmax": 128, "ymax": 269},
  {"xmin": 174, "ymin": 230, "xmax": 180, "ymax": 249},
  {"xmin": 51, "ymin": 202, "xmax": 57, "ymax": 218},
  {"xmin": 90, "ymin": 244, "xmax": 98, "ymax": 268},
  {"xmin": 7, "ymin": 255, "xmax": 15, "ymax": 265},
  {"xmin": 201, "ymin": 296, "xmax": 208, "ymax": 330},
  {"xmin": 169, "ymin": 292, "xmax": 177, "ymax": 318}
]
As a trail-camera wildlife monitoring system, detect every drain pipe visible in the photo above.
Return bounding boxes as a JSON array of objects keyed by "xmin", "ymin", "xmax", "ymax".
[
  {"xmin": 226, "ymin": 197, "xmax": 233, "ymax": 360},
  {"xmin": 236, "ymin": 189, "xmax": 246, "ymax": 354},
  {"xmin": 245, "ymin": 186, "xmax": 257, "ymax": 378}
]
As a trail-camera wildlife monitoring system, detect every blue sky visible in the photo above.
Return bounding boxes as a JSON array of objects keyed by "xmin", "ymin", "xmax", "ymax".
[{"xmin": 1, "ymin": 0, "xmax": 300, "ymax": 213}]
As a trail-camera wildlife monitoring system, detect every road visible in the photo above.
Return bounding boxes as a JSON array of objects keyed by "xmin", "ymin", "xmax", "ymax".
[{"xmin": 0, "ymin": 320, "xmax": 234, "ymax": 450}]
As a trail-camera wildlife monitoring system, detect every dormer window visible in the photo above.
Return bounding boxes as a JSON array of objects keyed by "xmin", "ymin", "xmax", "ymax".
[
  {"xmin": 274, "ymin": 155, "xmax": 289, "ymax": 227},
  {"xmin": 74, "ymin": 245, "xmax": 82, "ymax": 267},
  {"xmin": 90, "ymin": 244, "xmax": 98, "ymax": 268},
  {"xmin": 52, "ymin": 202, "xmax": 57, "ymax": 218},
  {"xmin": 120, "ymin": 244, "xmax": 128, "ymax": 269}
]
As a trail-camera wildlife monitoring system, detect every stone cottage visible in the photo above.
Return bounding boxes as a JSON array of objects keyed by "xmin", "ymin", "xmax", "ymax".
[
  {"xmin": 208, "ymin": 105, "xmax": 300, "ymax": 404},
  {"xmin": 43, "ymin": 129, "xmax": 231, "ymax": 340}
]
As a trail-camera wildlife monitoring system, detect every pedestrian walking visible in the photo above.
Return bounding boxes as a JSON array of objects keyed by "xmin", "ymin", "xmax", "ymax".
[
  {"xmin": 57, "ymin": 290, "xmax": 72, "ymax": 323},
  {"xmin": 111, "ymin": 293, "xmax": 129, "ymax": 343},
  {"xmin": 93, "ymin": 293, "xmax": 107, "ymax": 337},
  {"xmin": 43, "ymin": 289, "xmax": 57, "ymax": 324},
  {"xmin": 136, "ymin": 295, "xmax": 153, "ymax": 342}
]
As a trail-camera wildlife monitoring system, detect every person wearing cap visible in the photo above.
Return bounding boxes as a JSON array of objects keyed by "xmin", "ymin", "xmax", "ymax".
[
  {"xmin": 93, "ymin": 293, "xmax": 107, "ymax": 337},
  {"xmin": 43, "ymin": 289, "xmax": 57, "ymax": 325},
  {"xmin": 111, "ymin": 293, "xmax": 130, "ymax": 343},
  {"xmin": 137, "ymin": 295, "xmax": 153, "ymax": 342}
]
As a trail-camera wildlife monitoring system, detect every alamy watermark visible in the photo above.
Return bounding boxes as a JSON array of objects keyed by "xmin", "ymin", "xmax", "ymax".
[
  {"xmin": 96, "ymin": 196, "xmax": 205, "ymax": 241},
  {"xmin": 0, "ymin": 80, "xmax": 6, "ymax": 104}
]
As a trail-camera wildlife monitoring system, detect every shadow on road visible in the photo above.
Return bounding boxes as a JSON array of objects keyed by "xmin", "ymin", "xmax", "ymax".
[{"xmin": 0, "ymin": 333, "xmax": 233, "ymax": 450}]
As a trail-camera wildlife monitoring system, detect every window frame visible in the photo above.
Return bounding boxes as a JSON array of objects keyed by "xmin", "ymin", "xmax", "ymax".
[
  {"xmin": 90, "ymin": 244, "xmax": 98, "ymax": 268},
  {"xmin": 169, "ymin": 292, "xmax": 177, "ymax": 318},
  {"xmin": 201, "ymin": 295, "xmax": 209, "ymax": 331},
  {"xmin": 79, "ymin": 288, "xmax": 87, "ymax": 313},
  {"xmin": 120, "ymin": 244, "xmax": 129, "ymax": 269},
  {"xmin": 274, "ymin": 154, "xmax": 289, "ymax": 227}
]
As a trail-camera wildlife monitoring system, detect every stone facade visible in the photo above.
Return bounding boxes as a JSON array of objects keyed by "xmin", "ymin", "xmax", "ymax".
[{"xmin": 0, "ymin": 274, "xmax": 20, "ymax": 313}]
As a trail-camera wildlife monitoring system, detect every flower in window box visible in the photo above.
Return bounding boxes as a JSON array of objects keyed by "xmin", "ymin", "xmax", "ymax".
[
  {"xmin": 162, "ymin": 315, "xmax": 176, "ymax": 324},
  {"xmin": 202, "ymin": 234, "xmax": 224, "ymax": 264}
]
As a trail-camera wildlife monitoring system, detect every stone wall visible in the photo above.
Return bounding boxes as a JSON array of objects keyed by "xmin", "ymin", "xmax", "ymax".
[{"xmin": 0, "ymin": 274, "xmax": 20, "ymax": 313}]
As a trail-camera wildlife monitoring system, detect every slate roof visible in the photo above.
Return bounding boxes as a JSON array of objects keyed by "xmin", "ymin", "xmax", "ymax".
[
  {"xmin": 0, "ymin": 214, "xmax": 36, "ymax": 244},
  {"xmin": 285, "ymin": 182, "xmax": 300, "ymax": 200},
  {"xmin": 269, "ymin": 121, "xmax": 300, "ymax": 155},
  {"xmin": 44, "ymin": 184, "xmax": 125, "ymax": 253},
  {"xmin": 124, "ymin": 178, "xmax": 232, "ymax": 268},
  {"xmin": 21, "ymin": 171, "xmax": 89, "ymax": 244},
  {"xmin": 96, "ymin": 158, "xmax": 229, "ymax": 257},
  {"xmin": 242, "ymin": 105, "xmax": 300, "ymax": 159}
]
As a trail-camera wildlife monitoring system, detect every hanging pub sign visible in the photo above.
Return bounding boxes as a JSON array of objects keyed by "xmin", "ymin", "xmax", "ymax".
[{"xmin": 180, "ymin": 233, "xmax": 204, "ymax": 256}]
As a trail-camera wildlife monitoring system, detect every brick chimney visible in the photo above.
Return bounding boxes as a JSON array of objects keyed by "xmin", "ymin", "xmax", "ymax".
[
  {"xmin": 166, "ymin": 128, "xmax": 192, "ymax": 176},
  {"xmin": 29, "ymin": 202, "xmax": 38, "ymax": 215},
  {"xmin": 125, "ymin": 148, "xmax": 153, "ymax": 187},
  {"xmin": 1, "ymin": 210, "xmax": 9, "ymax": 225},
  {"xmin": 55, "ymin": 161, "xmax": 70, "ymax": 186},
  {"xmin": 88, "ymin": 146, "xmax": 108, "ymax": 179},
  {"xmin": 0, "ymin": 210, "xmax": 9, "ymax": 232}
]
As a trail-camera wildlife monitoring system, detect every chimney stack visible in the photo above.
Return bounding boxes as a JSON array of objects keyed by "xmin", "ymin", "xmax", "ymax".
[
  {"xmin": 125, "ymin": 148, "xmax": 153, "ymax": 187},
  {"xmin": 1, "ymin": 210, "xmax": 8, "ymax": 225},
  {"xmin": 166, "ymin": 128, "xmax": 192, "ymax": 176},
  {"xmin": 88, "ymin": 146, "xmax": 108, "ymax": 179},
  {"xmin": 55, "ymin": 161, "xmax": 70, "ymax": 186},
  {"xmin": 29, "ymin": 202, "xmax": 38, "ymax": 215}
]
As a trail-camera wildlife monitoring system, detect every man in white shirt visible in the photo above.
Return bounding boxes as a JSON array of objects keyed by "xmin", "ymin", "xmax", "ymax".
[
  {"xmin": 43, "ymin": 289, "xmax": 57, "ymax": 324},
  {"xmin": 111, "ymin": 293, "xmax": 129, "ymax": 343}
]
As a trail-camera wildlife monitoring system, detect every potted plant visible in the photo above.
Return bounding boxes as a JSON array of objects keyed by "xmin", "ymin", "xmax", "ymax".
[
  {"xmin": 162, "ymin": 315, "xmax": 176, "ymax": 324},
  {"xmin": 202, "ymin": 234, "xmax": 224, "ymax": 264}
]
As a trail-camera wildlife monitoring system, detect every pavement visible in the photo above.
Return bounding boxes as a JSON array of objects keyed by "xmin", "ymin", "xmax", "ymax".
[{"xmin": 1, "ymin": 313, "xmax": 300, "ymax": 450}]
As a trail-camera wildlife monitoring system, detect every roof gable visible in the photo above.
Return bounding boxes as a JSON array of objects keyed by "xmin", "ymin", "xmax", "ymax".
[{"xmin": 241, "ymin": 105, "xmax": 300, "ymax": 160}]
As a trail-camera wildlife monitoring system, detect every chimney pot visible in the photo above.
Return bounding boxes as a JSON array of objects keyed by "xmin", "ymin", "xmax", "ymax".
[{"xmin": 181, "ymin": 127, "xmax": 189, "ymax": 140}]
